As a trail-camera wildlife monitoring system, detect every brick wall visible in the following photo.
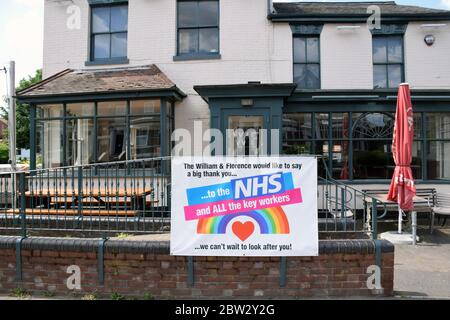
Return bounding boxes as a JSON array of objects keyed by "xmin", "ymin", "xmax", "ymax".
[{"xmin": 0, "ymin": 237, "xmax": 394, "ymax": 299}]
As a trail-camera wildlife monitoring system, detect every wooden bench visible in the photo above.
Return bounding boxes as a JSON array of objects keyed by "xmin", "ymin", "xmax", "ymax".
[
  {"xmin": 431, "ymin": 193, "xmax": 450, "ymax": 233},
  {"xmin": 25, "ymin": 187, "xmax": 155, "ymax": 210}
]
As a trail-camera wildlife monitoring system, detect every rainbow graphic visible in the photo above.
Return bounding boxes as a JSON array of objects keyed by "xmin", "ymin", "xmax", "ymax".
[{"xmin": 197, "ymin": 207, "xmax": 290, "ymax": 234}]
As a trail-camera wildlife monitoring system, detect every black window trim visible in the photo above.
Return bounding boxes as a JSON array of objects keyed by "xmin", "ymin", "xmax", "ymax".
[
  {"xmin": 88, "ymin": 2, "xmax": 129, "ymax": 65},
  {"xmin": 174, "ymin": 0, "xmax": 221, "ymax": 61},
  {"xmin": 293, "ymin": 35, "xmax": 321, "ymax": 90},
  {"xmin": 372, "ymin": 35, "xmax": 405, "ymax": 89}
]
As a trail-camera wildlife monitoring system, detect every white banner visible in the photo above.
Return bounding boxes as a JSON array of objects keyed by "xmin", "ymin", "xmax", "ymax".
[{"xmin": 170, "ymin": 156, "xmax": 318, "ymax": 257}]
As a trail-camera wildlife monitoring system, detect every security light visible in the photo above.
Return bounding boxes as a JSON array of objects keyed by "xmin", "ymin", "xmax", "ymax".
[{"xmin": 424, "ymin": 34, "xmax": 435, "ymax": 46}]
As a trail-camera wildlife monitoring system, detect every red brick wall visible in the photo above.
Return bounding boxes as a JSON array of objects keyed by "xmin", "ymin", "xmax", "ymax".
[{"xmin": 0, "ymin": 238, "xmax": 394, "ymax": 299}]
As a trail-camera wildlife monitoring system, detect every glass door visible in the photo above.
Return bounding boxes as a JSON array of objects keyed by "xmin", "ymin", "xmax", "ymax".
[{"xmin": 223, "ymin": 110, "xmax": 269, "ymax": 156}]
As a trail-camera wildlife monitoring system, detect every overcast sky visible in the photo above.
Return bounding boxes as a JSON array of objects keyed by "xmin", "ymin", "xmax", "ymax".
[{"xmin": 0, "ymin": 0, "xmax": 449, "ymax": 108}]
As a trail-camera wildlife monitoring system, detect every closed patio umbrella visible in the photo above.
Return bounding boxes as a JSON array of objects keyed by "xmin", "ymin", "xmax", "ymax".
[{"xmin": 387, "ymin": 83, "xmax": 417, "ymax": 234}]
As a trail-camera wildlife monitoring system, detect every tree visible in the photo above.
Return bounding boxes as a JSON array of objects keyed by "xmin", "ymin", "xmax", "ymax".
[{"xmin": 1, "ymin": 69, "xmax": 42, "ymax": 150}]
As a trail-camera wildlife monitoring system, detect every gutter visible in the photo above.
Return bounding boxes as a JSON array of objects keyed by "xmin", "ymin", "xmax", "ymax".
[{"xmin": 268, "ymin": 12, "xmax": 450, "ymax": 23}]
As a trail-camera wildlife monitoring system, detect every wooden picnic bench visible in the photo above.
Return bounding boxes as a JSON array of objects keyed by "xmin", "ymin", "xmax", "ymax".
[
  {"xmin": 22, "ymin": 186, "xmax": 157, "ymax": 215},
  {"xmin": 362, "ymin": 188, "xmax": 436, "ymax": 232},
  {"xmin": 6, "ymin": 208, "xmax": 137, "ymax": 217}
]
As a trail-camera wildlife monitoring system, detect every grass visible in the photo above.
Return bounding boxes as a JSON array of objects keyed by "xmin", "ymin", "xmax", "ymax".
[
  {"xmin": 81, "ymin": 293, "xmax": 98, "ymax": 300},
  {"xmin": 10, "ymin": 288, "xmax": 31, "ymax": 299},
  {"xmin": 116, "ymin": 233, "xmax": 131, "ymax": 239},
  {"xmin": 111, "ymin": 292, "xmax": 126, "ymax": 300},
  {"xmin": 43, "ymin": 291, "xmax": 55, "ymax": 298},
  {"xmin": 143, "ymin": 292, "xmax": 155, "ymax": 300}
]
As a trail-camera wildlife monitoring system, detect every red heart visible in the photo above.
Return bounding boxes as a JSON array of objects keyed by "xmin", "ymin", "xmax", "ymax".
[{"xmin": 232, "ymin": 221, "xmax": 255, "ymax": 242}]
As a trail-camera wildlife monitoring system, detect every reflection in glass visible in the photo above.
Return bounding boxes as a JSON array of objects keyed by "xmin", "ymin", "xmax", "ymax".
[
  {"xmin": 92, "ymin": 7, "xmax": 110, "ymax": 33},
  {"xmin": 178, "ymin": 1, "xmax": 198, "ymax": 27},
  {"xmin": 111, "ymin": 33, "xmax": 128, "ymax": 58},
  {"xmin": 282, "ymin": 113, "xmax": 312, "ymax": 141},
  {"xmin": 110, "ymin": 6, "xmax": 128, "ymax": 32},
  {"xmin": 179, "ymin": 29, "xmax": 198, "ymax": 54},
  {"xmin": 426, "ymin": 113, "xmax": 450, "ymax": 139},
  {"xmin": 66, "ymin": 119, "xmax": 95, "ymax": 166},
  {"xmin": 199, "ymin": 28, "xmax": 219, "ymax": 53},
  {"xmin": 130, "ymin": 100, "xmax": 160, "ymax": 115},
  {"xmin": 37, "ymin": 104, "xmax": 63, "ymax": 118},
  {"xmin": 388, "ymin": 37, "xmax": 403, "ymax": 63},
  {"xmin": 98, "ymin": 101, "xmax": 126, "ymax": 116},
  {"xmin": 66, "ymin": 103, "xmax": 94, "ymax": 117},
  {"xmin": 306, "ymin": 38, "xmax": 319, "ymax": 63},
  {"xmin": 227, "ymin": 116, "xmax": 264, "ymax": 156},
  {"xmin": 199, "ymin": 1, "xmax": 219, "ymax": 26},
  {"xmin": 373, "ymin": 65, "xmax": 387, "ymax": 89},
  {"xmin": 373, "ymin": 37, "xmax": 387, "ymax": 63},
  {"xmin": 97, "ymin": 118, "xmax": 127, "ymax": 162},
  {"xmin": 388, "ymin": 65, "xmax": 402, "ymax": 88},
  {"xmin": 36, "ymin": 120, "xmax": 64, "ymax": 168},
  {"xmin": 130, "ymin": 117, "xmax": 161, "ymax": 159},
  {"xmin": 428, "ymin": 141, "xmax": 450, "ymax": 180},
  {"xmin": 94, "ymin": 34, "xmax": 110, "ymax": 60},
  {"xmin": 293, "ymin": 38, "xmax": 306, "ymax": 63},
  {"xmin": 315, "ymin": 113, "xmax": 329, "ymax": 139},
  {"xmin": 353, "ymin": 140, "xmax": 394, "ymax": 179}
]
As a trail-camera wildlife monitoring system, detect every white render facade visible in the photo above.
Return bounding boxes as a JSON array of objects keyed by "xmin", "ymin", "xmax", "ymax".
[{"xmin": 17, "ymin": 0, "xmax": 450, "ymax": 189}]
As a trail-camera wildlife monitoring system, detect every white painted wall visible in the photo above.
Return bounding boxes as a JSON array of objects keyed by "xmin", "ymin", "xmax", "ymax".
[
  {"xmin": 43, "ymin": 0, "xmax": 292, "ymax": 137},
  {"xmin": 42, "ymin": 1, "xmax": 450, "ymax": 135},
  {"xmin": 320, "ymin": 24, "xmax": 374, "ymax": 89},
  {"xmin": 405, "ymin": 21, "xmax": 450, "ymax": 89}
]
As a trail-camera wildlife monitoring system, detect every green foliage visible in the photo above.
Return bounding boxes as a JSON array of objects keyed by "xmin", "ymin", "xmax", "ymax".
[
  {"xmin": 10, "ymin": 288, "xmax": 31, "ymax": 299},
  {"xmin": 111, "ymin": 292, "xmax": 126, "ymax": 300},
  {"xmin": 81, "ymin": 293, "xmax": 98, "ymax": 300},
  {"xmin": 116, "ymin": 233, "xmax": 131, "ymax": 239},
  {"xmin": 43, "ymin": 291, "xmax": 55, "ymax": 298},
  {"xmin": 1, "ymin": 69, "xmax": 42, "ymax": 150},
  {"xmin": 0, "ymin": 142, "xmax": 9, "ymax": 164},
  {"xmin": 143, "ymin": 292, "xmax": 155, "ymax": 300}
]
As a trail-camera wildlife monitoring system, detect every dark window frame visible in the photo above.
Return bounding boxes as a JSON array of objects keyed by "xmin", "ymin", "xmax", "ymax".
[
  {"xmin": 281, "ymin": 111, "xmax": 450, "ymax": 182},
  {"xmin": 293, "ymin": 36, "xmax": 321, "ymax": 89},
  {"xmin": 175, "ymin": 0, "xmax": 221, "ymax": 60},
  {"xmin": 34, "ymin": 99, "xmax": 169, "ymax": 169},
  {"xmin": 89, "ymin": 3, "xmax": 129, "ymax": 63},
  {"xmin": 372, "ymin": 35, "xmax": 405, "ymax": 89}
]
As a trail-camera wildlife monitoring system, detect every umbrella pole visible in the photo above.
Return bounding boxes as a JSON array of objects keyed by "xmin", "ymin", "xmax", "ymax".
[{"xmin": 398, "ymin": 206, "xmax": 403, "ymax": 234}]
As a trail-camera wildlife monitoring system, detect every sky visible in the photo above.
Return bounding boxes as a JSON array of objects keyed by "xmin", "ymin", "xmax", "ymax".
[{"xmin": 0, "ymin": 0, "xmax": 449, "ymax": 108}]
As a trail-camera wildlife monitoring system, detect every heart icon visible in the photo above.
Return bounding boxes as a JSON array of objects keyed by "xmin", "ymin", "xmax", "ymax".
[{"xmin": 232, "ymin": 221, "xmax": 255, "ymax": 242}]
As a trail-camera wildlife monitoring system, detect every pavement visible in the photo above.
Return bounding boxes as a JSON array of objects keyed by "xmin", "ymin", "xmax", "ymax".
[{"xmin": 393, "ymin": 227, "xmax": 450, "ymax": 299}]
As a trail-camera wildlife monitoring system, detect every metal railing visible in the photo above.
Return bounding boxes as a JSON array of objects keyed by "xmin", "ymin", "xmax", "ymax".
[
  {"xmin": 318, "ymin": 157, "xmax": 384, "ymax": 239},
  {"xmin": 0, "ymin": 157, "xmax": 171, "ymax": 236},
  {"xmin": 0, "ymin": 156, "xmax": 383, "ymax": 239}
]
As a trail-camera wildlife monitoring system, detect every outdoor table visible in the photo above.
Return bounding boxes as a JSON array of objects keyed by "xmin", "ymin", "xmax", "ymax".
[
  {"xmin": 363, "ymin": 193, "xmax": 431, "ymax": 238},
  {"xmin": 24, "ymin": 187, "xmax": 155, "ymax": 211}
]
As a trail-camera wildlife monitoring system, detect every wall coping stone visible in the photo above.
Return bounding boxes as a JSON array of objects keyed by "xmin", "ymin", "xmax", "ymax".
[{"xmin": 0, "ymin": 236, "xmax": 393, "ymax": 255}]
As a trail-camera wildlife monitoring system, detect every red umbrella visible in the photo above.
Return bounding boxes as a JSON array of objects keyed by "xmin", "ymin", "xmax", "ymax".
[{"xmin": 387, "ymin": 83, "xmax": 417, "ymax": 232}]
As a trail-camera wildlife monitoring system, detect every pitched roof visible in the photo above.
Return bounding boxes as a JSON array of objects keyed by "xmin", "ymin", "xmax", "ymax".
[
  {"xmin": 17, "ymin": 65, "xmax": 185, "ymax": 99},
  {"xmin": 271, "ymin": 1, "xmax": 450, "ymax": 21}
]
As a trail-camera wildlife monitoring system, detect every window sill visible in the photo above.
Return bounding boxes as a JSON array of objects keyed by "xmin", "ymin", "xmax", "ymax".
[
  {"xmin": 85, "ymin": 58, "xmax": 130, "ymax": 66},
  {"xmin": 173, "ymin": 53, "xmax": 221, "ymax": 62}
]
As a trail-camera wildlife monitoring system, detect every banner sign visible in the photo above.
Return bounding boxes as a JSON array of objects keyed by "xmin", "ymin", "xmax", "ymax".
[{"xmin": 170, "ymin": 156, "xmax": 318, "ymax": 257}]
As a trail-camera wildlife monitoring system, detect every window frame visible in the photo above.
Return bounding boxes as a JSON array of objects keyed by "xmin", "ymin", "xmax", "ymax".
[
  {"xmin": 174, "ymin": 0, "xmax": 221, "ymax": 61},
  {"xmin": 34, "ymin": 99, "xmax": 170, "ymax": 169},
  {"xmin": 372, "ymin": 35, "xmax": 405, "ymax": 89},
  {"xmin": 281, "ymin": 111, "xmax": 450, "ymax": 182},
  {"xmin": 89, "ymin": 3, "xmax": 129, "ymax": 65},
  {"xmin": 292, "ymin": 35, "xmax": 321, "ymax": 90}
]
